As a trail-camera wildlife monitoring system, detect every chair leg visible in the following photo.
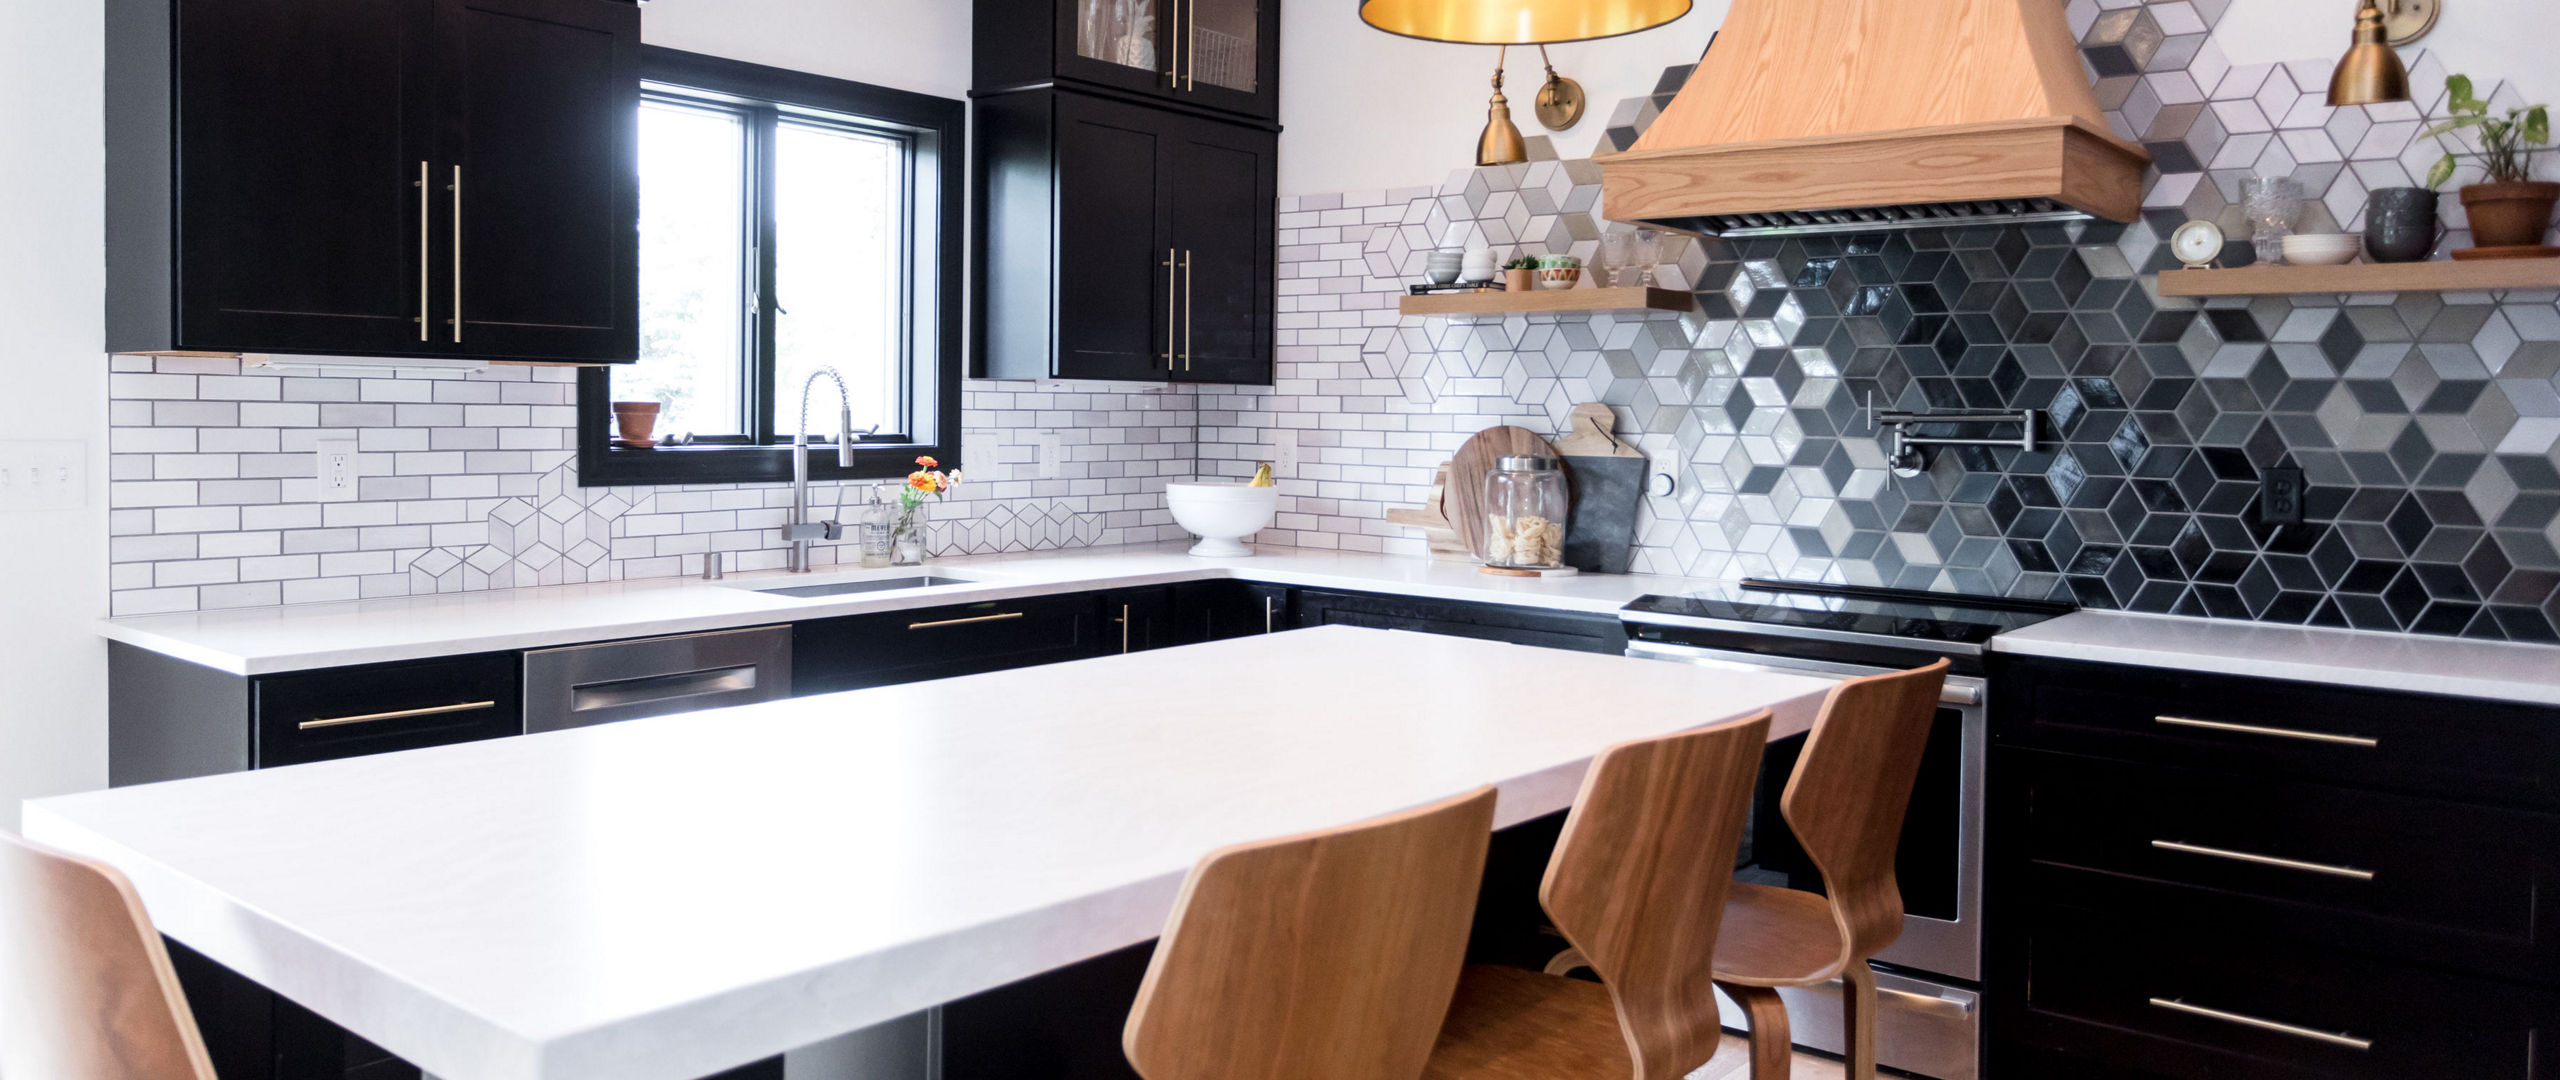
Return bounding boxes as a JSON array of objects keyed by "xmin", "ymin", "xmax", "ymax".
[
  {"xmin": 1716, "ymin": 981, "xmax": 1791, "ymax": 1080},
  {"xmin": 1841, "ymin": 963, "xmax": 1877, "ymax": 1080}
]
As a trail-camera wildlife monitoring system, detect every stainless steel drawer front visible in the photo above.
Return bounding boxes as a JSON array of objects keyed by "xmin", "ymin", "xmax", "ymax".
[{"xmin": 524, "ymin": 626, "xmax": 791, "ymax": 733}]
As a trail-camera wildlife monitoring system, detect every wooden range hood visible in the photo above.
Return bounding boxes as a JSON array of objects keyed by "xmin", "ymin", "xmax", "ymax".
[{"xmin": 1602, "ymin": 0, "xmax": 2150, "ymax": 238}]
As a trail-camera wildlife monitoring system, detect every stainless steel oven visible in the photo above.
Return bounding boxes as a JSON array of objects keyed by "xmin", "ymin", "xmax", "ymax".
[{"xmin": 1621, "ymin": 580, "xmax": 2071, "ymax": 1080}]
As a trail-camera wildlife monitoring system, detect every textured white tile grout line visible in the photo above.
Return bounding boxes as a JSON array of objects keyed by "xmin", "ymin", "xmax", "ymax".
[{"xmin": 106, "ymin": 356, "xmax": 1200, "ymax": 615}]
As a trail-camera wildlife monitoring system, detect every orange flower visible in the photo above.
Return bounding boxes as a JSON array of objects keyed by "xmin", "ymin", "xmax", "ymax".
[
  {"xmin": 908, "ymin": 472, "xmax": 939, "ymax": 493},
  {"xmin": 915, "ymin": 455, "xmax": 938, "ymax": 470}
]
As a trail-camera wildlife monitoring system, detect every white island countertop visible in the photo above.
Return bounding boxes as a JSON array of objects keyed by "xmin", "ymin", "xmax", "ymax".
[
  {"xmin": 26, "ymin": 627, "xmax": 1836, "ymax": 1080},
  {"xmin": 101, "ymin": 542, "xmax": 1703, "ymax": 675},
  {"xmin": 1993, "ymin": 609, "xmax": 2560, "ymax": 706}
]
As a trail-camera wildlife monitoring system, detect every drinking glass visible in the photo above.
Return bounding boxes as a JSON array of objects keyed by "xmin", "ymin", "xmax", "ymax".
[
  {"xmin": 2242, "ymin": 176, "xmax": 2302, "ymax": 263},
  {"xmin": 1598, "ymin": 232, "xmax": 1636, "ymax": 287},
  {"xmin": 1632, "ymin": 228, "xmax": 1664, "ymax": 287}
]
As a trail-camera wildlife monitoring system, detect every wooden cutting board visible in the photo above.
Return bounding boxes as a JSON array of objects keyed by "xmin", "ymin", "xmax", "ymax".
[{"xmin": 1445, "ymin": 426, "xmax": 1561, "ymax": 561}]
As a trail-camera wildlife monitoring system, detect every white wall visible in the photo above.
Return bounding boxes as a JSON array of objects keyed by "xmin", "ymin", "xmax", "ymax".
[
  {"xmin": 0, "ymin": 0, "xmax": 108, "ymax": 831},
  {"xmin": 640, "ymin": 0, "xmax": 973, "ymax": 98},
  {"xmin": 1276, "ymin": 0, "xmax": 2560, "ymax": 196}
]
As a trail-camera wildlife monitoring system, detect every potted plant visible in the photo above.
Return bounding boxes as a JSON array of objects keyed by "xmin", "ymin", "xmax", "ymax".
[
  {"xmin": 890, "ymin": 455, "xmax": 961, "ymax": 564},
  {"xmin": 1502, "ymin": 256, "xmax": 1536, "ymax": 292},
  {"xmin": 2425, "ymin": 74, "xmax": 2555, "ymax": 251}
]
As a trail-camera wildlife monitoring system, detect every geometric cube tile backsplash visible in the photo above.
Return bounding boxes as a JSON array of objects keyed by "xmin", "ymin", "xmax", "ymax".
[{"xmin": 1203, "ymin": 0, "xmax": 2560, "ymax": 642}]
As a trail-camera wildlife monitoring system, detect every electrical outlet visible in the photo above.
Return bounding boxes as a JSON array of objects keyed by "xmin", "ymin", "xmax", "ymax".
[
  {"xmin": 2258, "ymin": 466, "xmax": 2305, "ymax": 526},
  {"xmin": 0, "ymin": 440, "xmax": 85, "ymax": 512},
  {"xmin": 1035, "ymin": 433, "xmax": 1064, "ymax": 479},
  {"xmin": 316, "ymin": 440, "xmax": 360, "ymax": 503},
  {"xmin": 1270, "ymin": 429, "xmax": 1299, "ymax": 478}
]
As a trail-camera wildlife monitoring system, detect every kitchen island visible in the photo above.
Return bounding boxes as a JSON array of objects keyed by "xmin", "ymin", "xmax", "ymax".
[{"xmin": 26, "ymin": 626, "xmax": 1836, "ymax": 1080}]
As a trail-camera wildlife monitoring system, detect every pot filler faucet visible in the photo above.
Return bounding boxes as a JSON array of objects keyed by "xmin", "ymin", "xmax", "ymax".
[{"xmin": 783, "ymin": 367, "xmax": 874, "ymax": 573}]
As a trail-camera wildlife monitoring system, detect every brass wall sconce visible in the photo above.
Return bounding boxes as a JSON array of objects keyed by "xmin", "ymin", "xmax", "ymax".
[
  {"xmin": 2327, "ymin": 0, "xmax": 2419, "ymax": 106},
  {"xmin": 1360, "ymin": 0, "xmax": 1689, "ymax": 166}
]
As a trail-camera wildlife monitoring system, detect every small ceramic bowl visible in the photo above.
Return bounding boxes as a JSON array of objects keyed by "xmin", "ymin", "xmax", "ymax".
[
  {"xmin": 1535, "ymin": 266, "xmax": 1582, "ymax": 290},
  {"xmin": 2281, "ymin": 233, "xmax": 2361, "ymax": 266}
]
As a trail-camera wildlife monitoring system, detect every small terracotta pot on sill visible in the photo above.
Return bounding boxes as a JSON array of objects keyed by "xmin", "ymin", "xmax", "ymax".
[
  {"xmin": 1504, "ymin": 268, "xmax": 1535, "ymax": 292},
  {"xmin": 611, "ymin": 401, "xmax": 661, "ymax": 448},
  {"xmin": 2460, "ymin": 181, "xmax": 2560, "ymax": 249}
]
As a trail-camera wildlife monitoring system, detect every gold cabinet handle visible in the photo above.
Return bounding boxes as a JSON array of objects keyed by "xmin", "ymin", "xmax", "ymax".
[
  {"xmin": 2154, "ymin": 715, "xmax": 2378, "ymax": 748},
  {"xmin": 417, "ymin": 161, "xmax": 430, "ymax": 341},
  {"xmin": 2150, "ymin": 840, "xmax": 2375, "ymax": 881},
  {"xmin": 1182, "ymin": 248, "xmax": 1193, "ymax": 371},
  {"xmin": 301, "ymin": 700, "xmax": 497, "ymax": 731},
  {"xmin": 1163, "ymin": 248, "xmax": 1179, "ymax": 368},
  {"xmin": 1182, "ymin": 0, "xmax": 1195, "ymax": 90},
  {"xmin": 449, "ymin": 165, "xmax": 463, "ymax": 343},
  {"xmin": 2148, "ymin": 998, "xmax": 2373, "ymax": 1051},
  {"xmin": 908, "ymin": 612, "xmax": 1024, "ymax": 630},
  {"xmin": 1264, "ymin": 596, "xmax": 1276, "ymax": 634},
  {"xmin": 1164, "ymin": 0, "xmax": 1179, "ymax": 86},
  {"xmin": 1115, "ymin": 604, "xmax": 1131, "ymax": 653}
]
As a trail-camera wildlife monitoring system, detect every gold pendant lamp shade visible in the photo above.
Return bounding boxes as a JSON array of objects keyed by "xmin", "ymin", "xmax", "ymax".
[
  {"xmin": 2327, "ymin": 0, "xmax": 2411, "ymax": 106},
  {"xmin": 1364, "ymin": 1, "xmax": 1690, "ymax": 167},
  {"xmin": 1359, "ymin": 0, "xmax": 1692, "ymax": 45}
]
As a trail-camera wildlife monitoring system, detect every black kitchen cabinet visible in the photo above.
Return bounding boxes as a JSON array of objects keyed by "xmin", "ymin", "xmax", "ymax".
[
  {"xmin": 108, "ymin": 643, "xmax": 524, "ymax": 786},
  {"xmin": 1985, "ymin": 654, "xmax": 2560, "ymax": 1077},
  {"xmin": 1098, "ymin": 587, "xmax": 1178, "ymax": 654},
  {"xmin": 1290, "ymin": 588, "xmax": 1630, "ymax": 655},
  {"xmin": 791, "ymin": 593, "xmax": 1107, "ymax": 695},
  {"xmin": 107, "ymin": 0, "xmax": 639, "ymax": 363},
  {"xmin": 1169, "ymin": 579, "xmax": 1292, "ymax": 642},
  {"xmin": 973, "ymin": 88, "xmax": 1275, "ymax": 385},
  {"xmin": 975, "ymin": 0, "xmax": 1280, "ymax": 122}
]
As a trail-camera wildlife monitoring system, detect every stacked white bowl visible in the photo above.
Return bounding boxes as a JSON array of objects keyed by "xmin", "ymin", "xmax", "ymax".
[{"xmin": 1166, "ymin": 481, "xmax": 1280, "ymax": 557}]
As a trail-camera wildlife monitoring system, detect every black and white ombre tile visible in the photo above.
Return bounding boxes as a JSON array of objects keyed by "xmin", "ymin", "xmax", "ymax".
[{"xmin": 1215, "ymin": 0, "xmax": 2560, "ymax": 642}]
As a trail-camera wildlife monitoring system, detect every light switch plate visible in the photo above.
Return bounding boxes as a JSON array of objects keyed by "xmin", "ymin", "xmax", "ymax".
[
  {"xmin": 1035, "ymin": 433, "xmax": 1063, "ymax": 479},
  {"xmin": 0, "ymin": 440, "xmax": 86, "ymax": 512},
  {"xmin": 962, "ymin": 433, "xmax": 998, "ymax": 478},
  {"xmin": 315, "ymin": 440, "xmax": 359, "ymax": 503},
  {"xmin": 1271, "ymin": 429, "xmax": 1300, "ymax": 478}
]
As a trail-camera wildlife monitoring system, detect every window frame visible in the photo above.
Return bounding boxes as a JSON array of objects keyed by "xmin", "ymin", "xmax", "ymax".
[{"xmin": 577, "ymin": 46, "xmax": 965, "ymax": 487}]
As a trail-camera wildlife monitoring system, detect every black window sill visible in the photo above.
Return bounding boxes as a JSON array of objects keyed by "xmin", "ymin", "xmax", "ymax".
[{"xmin": 575, "ymin": 440, "xmax": 959, "ymax": 487}]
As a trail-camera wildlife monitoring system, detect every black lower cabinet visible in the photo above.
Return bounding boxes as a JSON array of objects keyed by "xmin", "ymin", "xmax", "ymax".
[
  {"xmin": 1290, "ymin": 587, "xmax": 1629, "ymax": 655},
  {"xmin": 1986, "ymin": 655, "xmax": 2560, "ymax": 1078},
  {"xmin": 1168, "ymin": 579, "xmax": 1291, "ymax": 643},
  {"xmin": 1097, "ymin": 586, "xmax": 1177, "ymax": 655},
  {"xmin": 792, "ymin": 592, "xmax": 1106, "ymax": 695}
]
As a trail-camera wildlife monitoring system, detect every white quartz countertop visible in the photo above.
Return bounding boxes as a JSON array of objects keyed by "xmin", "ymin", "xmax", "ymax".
[
  {"xmin": 26, "ymin": 628, "xmax": 1836, "ymax": 1080},
  {"xmin": 100, "ymin": 543, "xmax": 1701, "ymax": 675},
  {"xmin": 1992, "ymin": 609, "xmax": 2560, "ymax": 706}
]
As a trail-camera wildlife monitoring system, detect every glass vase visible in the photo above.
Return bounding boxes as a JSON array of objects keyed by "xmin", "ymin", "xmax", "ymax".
[{"xmin": 893, "ymin": 502, "xmax": 929, "ymax": 565}]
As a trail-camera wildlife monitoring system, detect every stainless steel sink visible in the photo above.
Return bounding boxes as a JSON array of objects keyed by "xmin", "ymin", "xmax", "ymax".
[{"xmin": 745, "ymin": 575, "xmax": 972, "ymax": 599}]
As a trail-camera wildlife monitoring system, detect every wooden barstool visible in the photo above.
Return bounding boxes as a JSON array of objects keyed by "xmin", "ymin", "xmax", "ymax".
[
  {"xmin": 1423, "ymin": 710, "xmax": 1775, "ymax": 1080},
  {"xmin": 1712, "ymin": 659, "xmax": 1950, "ymax": 1080},
  {"xmin": 0, "ymin": 831, "xmax": 219, "ymax": 1080},
  {"xmin": 1123, "ymin": 786, "xmax": 1500, "ymax": 1080}
]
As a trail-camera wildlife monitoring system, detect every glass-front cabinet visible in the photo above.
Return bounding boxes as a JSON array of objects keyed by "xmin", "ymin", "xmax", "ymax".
[{"xmin": 977, "ymin": 0, "xmax": 1279, "ymax": 122}]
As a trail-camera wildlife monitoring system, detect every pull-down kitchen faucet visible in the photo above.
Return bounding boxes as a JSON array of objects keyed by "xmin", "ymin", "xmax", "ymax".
[{"xmin": 783, "ymin": 367, "xmax": 872, "ymax": 573}]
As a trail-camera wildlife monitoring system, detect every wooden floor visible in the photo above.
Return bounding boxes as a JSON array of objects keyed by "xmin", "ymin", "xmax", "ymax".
[{"xmin": 1690, "ymin": 1034, "xmax": 1852, "ymax": 1079}]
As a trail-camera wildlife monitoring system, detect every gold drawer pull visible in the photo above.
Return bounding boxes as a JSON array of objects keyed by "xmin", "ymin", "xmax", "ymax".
[
  {"xmin": 2151, "ymin": 840, "xmax": 2375, "ymax": 881},
  {"xmin": 2155, "ymin": 715, "xmax": 2378, "ymax": 748},
  {"xmin": 908, "ymin": 612, "xmax": 1025, "ymax": 630},
  {"xmin": 2148, "ymin": 998, "xmax": 2373, "ymax": 1051},
  {"xmin": 300, "ymin": 700, "xmax": 497, "ymax": 731}
]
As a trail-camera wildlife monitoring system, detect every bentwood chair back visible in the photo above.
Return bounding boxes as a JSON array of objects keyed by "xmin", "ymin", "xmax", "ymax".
[
  {"xmin": 1779, "ymin": 657, "xmax": 1950, "ymax": 971},
  {"xmin": 0, "ymin": 831, "xmax": 219, "ymax": 1080},
  {"xmin": 1538, "ymin": 711, "xmax": 1773, "ymax": 1080},
  {"xmin": 1123, "ymin": 786, "xmax": 1499, "ymax": 1080}
]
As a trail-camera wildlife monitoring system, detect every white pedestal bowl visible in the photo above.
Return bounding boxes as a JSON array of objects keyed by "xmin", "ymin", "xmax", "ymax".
[{"xmin": 1167, "ymin": 481, "xmax": 1280, "ymax": 558}]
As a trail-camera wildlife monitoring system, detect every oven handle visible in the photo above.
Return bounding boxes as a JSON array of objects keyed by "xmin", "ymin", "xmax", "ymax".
[{"xmin": 1625, "ymin": 640, "xmax": 1980, "ymax": 706}]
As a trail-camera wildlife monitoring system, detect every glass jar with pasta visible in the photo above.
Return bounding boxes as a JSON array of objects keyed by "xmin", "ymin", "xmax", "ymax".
[{"xmin": 1477, "ymin": 456, "xmax": 1568, "ymax": 571}]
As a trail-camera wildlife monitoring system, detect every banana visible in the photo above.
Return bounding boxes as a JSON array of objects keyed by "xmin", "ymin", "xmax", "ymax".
[{"xmin": 1249, "ymin": 463, "xmax": 1275, "ymax": 487}]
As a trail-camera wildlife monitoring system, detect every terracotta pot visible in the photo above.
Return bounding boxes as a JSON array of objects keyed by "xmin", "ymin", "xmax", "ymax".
[
  {"xmin": 2459, "ymin": 181, "xmax": 2560, "ymax": 248},
  {"xmin": 611, "ymin": 401, "xmax": 661, "ymax": 446},
  {"xmin": 1504, "ymin": 268, "xmax": 1534, "ymax": 292}
]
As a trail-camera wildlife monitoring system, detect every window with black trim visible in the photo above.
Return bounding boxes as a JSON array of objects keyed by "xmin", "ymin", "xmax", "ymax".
[{"xmin": 578, "ymin": 47, "xmax": 964, "ymax": 486}]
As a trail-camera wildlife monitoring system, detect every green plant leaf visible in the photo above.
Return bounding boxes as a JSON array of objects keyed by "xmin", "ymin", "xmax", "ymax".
[
  {"xmin": 2427, "ymin": 152, "xmax": 2458, "ymax": 190},
  {"xmin": 2422, "ymin": 116, "xmax": 2484, "ymax": 139},
  {"xmin": 2528, "ymin": 105, "xmax": 2551, "ymax": 147},
  {"xmin": 2448, "ymin": 74, "xmax": 2481, "ymax": 114}
]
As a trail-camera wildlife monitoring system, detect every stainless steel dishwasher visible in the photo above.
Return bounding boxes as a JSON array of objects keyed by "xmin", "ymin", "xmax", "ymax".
[{"xmin": 523, "ymin": 625, "xmax": 792, "ymax": 733}]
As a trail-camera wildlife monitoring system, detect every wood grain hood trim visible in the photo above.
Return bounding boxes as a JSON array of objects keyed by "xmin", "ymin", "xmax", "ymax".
[{"xmin": 1603, "ymin": 0, "xmax": 2151, "ymax": 232}]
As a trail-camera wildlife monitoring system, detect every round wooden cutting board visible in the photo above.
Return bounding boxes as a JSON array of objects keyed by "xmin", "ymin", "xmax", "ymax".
[{"xmin": 1444, "ymin": 425, "xmax": 1561, "ymax": 562}]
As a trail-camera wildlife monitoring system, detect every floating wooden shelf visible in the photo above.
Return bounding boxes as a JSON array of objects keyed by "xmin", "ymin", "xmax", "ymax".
[
  {"xmin": 1398, "ymin": 286, "xmax": 1694, "ymax": 317},
  {"xmin": 2157, "ymin": 259, "xmax": 2560, "ymax": 297}
]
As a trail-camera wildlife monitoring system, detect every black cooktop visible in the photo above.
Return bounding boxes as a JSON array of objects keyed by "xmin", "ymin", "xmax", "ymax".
[{"xmin": 1621, "ymin": 579, "xmax": 2075, "ymax": 648}]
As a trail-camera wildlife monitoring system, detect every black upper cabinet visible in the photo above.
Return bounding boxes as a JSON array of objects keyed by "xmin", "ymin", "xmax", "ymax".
[
  {"xmin": 977, "ymin": 0, "xmax": 1280, "ymax": 122},
  {"xmin": 107, "ymin": 0, "xmax": 639, "ymax": 364},
  {"xmin": 974, "ymin": 89, "xmax": 1274, "ymax": 385}
]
